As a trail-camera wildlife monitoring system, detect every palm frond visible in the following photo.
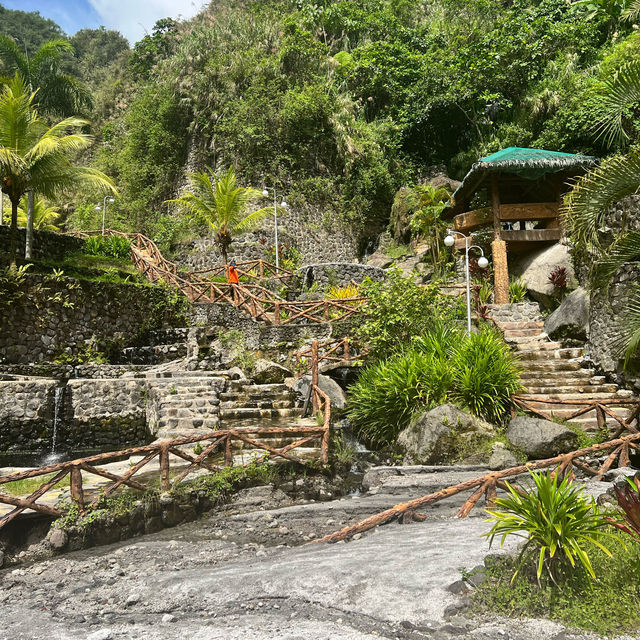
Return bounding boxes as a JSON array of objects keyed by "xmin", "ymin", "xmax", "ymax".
[
  {"xmin": 234, "ymin": 206, "xmax": 273, "ymax": 233},
  {"xmin": 623, "ymin": 0, "xmax": 640, "ymax": 21},
  {"xmin": 592, "ymin": 61, "xmax": 640, "ymax": 148},
  {"xmin": 593, "ymin": 231, "xmax": 640, "ymax": 288},
  {"xmin": 612, "ymin": 284, "xmax": 640, "ymax": 368},
  {"xmin": 563, "ymin": 152, "xmax": 640, "ymax": 249}
]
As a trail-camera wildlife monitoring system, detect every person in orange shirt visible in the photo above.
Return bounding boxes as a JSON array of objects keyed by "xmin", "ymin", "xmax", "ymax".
[{"xmin": 227, "ymin": 260, "xmax": 239, "ymax": 302}]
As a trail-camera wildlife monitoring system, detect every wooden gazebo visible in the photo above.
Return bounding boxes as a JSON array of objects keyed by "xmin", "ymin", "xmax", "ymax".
[{"xmin": 444, "ymin": 147, "xmax": 598, "ymax": 304}]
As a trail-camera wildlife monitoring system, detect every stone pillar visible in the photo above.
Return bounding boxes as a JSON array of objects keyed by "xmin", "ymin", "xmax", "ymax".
[{"xmin": 492, "ymin": 239, "xmax": 509, "ymax": 305}]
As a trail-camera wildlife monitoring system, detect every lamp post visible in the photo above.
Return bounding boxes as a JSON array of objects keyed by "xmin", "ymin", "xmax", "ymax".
[
  {"xmin": 96, "ymin": 196, "xmax": 115, "ymax": 236},
  {"xmin": 444, "ymin": 229, "xmax": 489, "ymax": 335},
  {"xmin": 261, "ymin": 187, "xmax": 287, "ymax": 269}
]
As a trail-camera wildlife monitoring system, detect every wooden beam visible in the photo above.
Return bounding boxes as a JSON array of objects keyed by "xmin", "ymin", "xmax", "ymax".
[
  {"xmin": 501, "ymin": 229, "xmax": 562, "ymax": 242},
  {"xmin": 498, "ymin": 203, "xmax": 559, "ymax": 221},
  {"xmin": 452, "ymin": 207, "xmax": 491, "ymax": 232}
]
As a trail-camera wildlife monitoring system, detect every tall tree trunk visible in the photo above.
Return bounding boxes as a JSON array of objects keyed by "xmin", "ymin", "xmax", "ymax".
[
  {"xmin": 9, "ymin": 198, "xmax": 18, "ymax": 267},
  {"xmin": 0, "ymin": 191, "xmax": 4, "ymax": 225},
  {"xmin": 25, "ymin": 190, "xmax": 34, "ymax": 260}
]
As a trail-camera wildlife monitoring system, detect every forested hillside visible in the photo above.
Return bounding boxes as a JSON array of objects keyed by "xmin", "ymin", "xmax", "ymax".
[{"xmin": 3, "ymin": 0, "xmax": 639, "ymax": 250}]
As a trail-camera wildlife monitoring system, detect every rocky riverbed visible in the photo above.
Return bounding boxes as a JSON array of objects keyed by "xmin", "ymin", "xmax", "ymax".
[{"xmin": 0, "ymin": 466, "xmax": 636, "ymax": 640}]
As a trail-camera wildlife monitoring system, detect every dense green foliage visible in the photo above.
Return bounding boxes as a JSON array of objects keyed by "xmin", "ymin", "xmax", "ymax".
[
  {"xmin": 5, "ymin": 1, "xmax": 640, "ymax": 245},
  {"xmin": 0, "ymin": 5, "xmax": 64, "ymax": 55},
  {"xmin": 357, "ymin": 272, "xmax": 464, "ymax": 358},
  {"xmin": 474, "ymin": 530, "xmax": 640, "ymax": 635},
  {"xmin": 348, "ymin": 324, "xmax": 521, "ymax": 446},
  {"xmin": 484, "ymin": 471, "xmax": 613, "ymax": 583}
]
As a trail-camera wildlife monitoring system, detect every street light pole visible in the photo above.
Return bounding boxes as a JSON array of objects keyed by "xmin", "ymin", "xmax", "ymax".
[
  {"xmin": 444, "ymin": 229, "xmax": 489, "ymax": 335},
  {"xmin": 262, "ymin": 187, "xmax": 287, "ymax": 269},
  {"xmin": 96, "ymin": 196, "xmax": 115, "ymax": 236}
]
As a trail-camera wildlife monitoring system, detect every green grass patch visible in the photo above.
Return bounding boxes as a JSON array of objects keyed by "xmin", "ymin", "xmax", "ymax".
[
  {"xmin": 473, "ymin": 532, "xmax": 640, "ymax": 636},
  {"xmin": 0, "ymin": 473, "xmax": 71, "ymax": 497}
]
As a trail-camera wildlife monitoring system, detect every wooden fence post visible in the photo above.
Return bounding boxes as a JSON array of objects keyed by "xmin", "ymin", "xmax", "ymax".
[
  {"xmin": 311, "ymin": 339, "xmax": 319, "ymax": 413},
  {"xmin": 70, "ymin": 465, "xmax": 84, "ymax": 512},
  {"xmin": 343, "ymin": 338, "xmax": 350, "ymax": 361},
  {"xmin": 596, "ymin": 404, "xmax": 606, "ymax": 432},
  {"xmin": 225, "ymin": 435, "xmax": 233, "ymax": 466},
  {"xmin": 274, "ymin": 302, "xmax": 280, "ymax": 325},
  {"xmin": 159, "ymin": 445, "xmax": 170, "ymax": 490}
]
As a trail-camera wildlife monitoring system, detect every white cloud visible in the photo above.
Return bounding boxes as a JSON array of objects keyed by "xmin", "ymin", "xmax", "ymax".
[{"xmin": 88, "ymin": 0, "xmax": 206, "ymax": 44}]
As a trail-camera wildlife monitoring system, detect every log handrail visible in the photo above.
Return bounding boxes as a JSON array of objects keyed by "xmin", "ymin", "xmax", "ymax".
[
  {"xmin": 0, "ymin": 423, "xmax": 332, "ymax": 530},
  {"xmin": 73, "ymin": 229, "xmax": 364, "ymax": 325},
  {"xmin": 296, "ymin": 337, "xmax": 369, "ymax": 370},
  {"xmin": 311, "ymin": 431, "xmax": 640, "ymax": 544},
  {"xmin": 512, "ymin": 395, "xmax": 640, "ymax": 437}
]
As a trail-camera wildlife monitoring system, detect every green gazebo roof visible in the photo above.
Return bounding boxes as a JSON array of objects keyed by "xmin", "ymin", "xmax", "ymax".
[{"xmin": 447, "ymin": 147, "xmax": 598, "ymax": 216}]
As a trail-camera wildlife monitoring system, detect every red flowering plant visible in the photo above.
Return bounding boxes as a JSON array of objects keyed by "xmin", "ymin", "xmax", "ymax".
[{"xmin": 606, "ymin": 475, "xmax": 640, "ymax": 541}]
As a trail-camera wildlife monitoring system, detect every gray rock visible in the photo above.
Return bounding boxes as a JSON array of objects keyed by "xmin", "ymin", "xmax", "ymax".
[
  {"xmin": 293, "ymin": 374, "xmax": 347, "ymax": 412},
  {"xmin": 506, "ymin": 416, "xmax": 578, "ymax": 459},
  {"xmin": 544, "ymin": 287, "xmax": 589, "ymax": 340},
  {"xmin": 48, "ymin": 528, "xmax": 68, "ymax": 551},
  {"xmin": 488, "ymin": 447, "xmax": 519, "ymax": 470},
  {"xmin": 366, "ymin": 251, "xmax": 394, "ymax": 269},
  {"xmin": 397, "ymin": 404, "xmax": 495, "ymax": 465},
  {"xmin": 510, "ymin": 244, "xmax": 575, "ymax": 307},
  {"xmin": 252, "ymin": 359, "xmax": 293, "ymax": 384},
  {"xmin": 87, "ymin": 630, "xmax": 112, "ymax": 640}
]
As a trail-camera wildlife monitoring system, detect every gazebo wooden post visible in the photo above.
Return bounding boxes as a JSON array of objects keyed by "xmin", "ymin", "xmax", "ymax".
[{"xmin": 491, "ymin": 175, "xmax": 509, "ymax": 305}]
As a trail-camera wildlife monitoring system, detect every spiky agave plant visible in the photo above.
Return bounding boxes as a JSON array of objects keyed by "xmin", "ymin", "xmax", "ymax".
[{"xmin": 484, "ymin": 470, "xmax": 614, "ymax": 585}]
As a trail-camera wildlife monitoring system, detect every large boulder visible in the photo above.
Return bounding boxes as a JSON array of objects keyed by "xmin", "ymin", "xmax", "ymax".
[
  {"xmin": 510, "ymin": 244, "xmax": 575, "ymax": 307},
  {"xmin": 506, "ymin": 416, "xmax": 578, "ymax": 459},
  {"xmin": 293, "ymin": 374, "xmax": 347, "ymax": 412},
  {"xmin": 397, "ymin": 404, "xmax": 495, "ymax": 465},
  {"xmin": 544, "ymin": 287, "xmax": 589, "ymax": 341},
  {"xmin": 252, "ymin": 359, "xmax": 293, "ymax": 384}
]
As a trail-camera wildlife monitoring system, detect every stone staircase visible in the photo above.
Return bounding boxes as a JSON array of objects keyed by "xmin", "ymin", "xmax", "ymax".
[
  {"xmin": 489, "ymin": 303, "xmax": 636, "ymax": 431},
  {"xmin": 143, "ymin": 370, "xmax": 316, "ymax": 459}
]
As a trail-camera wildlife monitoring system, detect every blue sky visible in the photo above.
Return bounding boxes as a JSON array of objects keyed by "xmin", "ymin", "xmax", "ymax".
[{"xmin": 5, "ymin": 0, "xmax": 206, "ymax": 45}]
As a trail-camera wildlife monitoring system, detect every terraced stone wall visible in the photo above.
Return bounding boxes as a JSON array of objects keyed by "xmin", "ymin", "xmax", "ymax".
[
  {"xmin": 0, "ymin": 226, "xmax": 85, "ymax": 262},
  {"xmin": 0, "ymin": 275, "xmax": 184, "ymax": 364}
]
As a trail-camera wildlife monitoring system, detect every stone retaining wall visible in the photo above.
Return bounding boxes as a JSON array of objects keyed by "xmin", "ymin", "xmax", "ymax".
[
  {"xmin": 187, "ymin": 303, "xmax": 333, "ymax": 349},
  {"xmin": 173, "ymin": 206, "xmax": 359, "ymax": 270},
  {"xmin": 298, "ymin": 263, "xmax": 386, "ymax": 289},
  {"xmin": 0, "ymin": 379, "xmax": 58, "ymax": 453},
  {"xmin": 0, "ymin": 274, "xmax": 184, "ymax": 364},
  {"xmin": 0, "ymin": 226, "xmax": 85, "ymax": 262}
]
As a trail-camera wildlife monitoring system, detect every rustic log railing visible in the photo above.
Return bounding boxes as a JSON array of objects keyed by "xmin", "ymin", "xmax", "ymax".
[
  {"xmin": 296, "ymin": 337, "xmax": 369, "ymax": 373},
  {"xmin": 0, "ymin": 422, "xmax": 333, "ymax": 531},
  {"xmin": 512, "ymin": 395, "xmax": 640, "ymax": 438},
  {"xmin": 75, "ymin": 230, "xmax": 364, "ymax": 325},
  {"xmin": 192, "ymin": 259, "xmax": 295, "ymax": 281},
  {"xmin": 311, "ymin": 431, "xmax": 640, "ymax": 544}
]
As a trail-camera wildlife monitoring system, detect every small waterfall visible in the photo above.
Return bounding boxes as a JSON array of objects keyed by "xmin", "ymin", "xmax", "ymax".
[
  {"xmin": 42, "ymin": 385, "xmax": 66, "ymax": 465},
  {"xmin": 51, "ymin": 386, "xmax": 63, "ymax": 453}
]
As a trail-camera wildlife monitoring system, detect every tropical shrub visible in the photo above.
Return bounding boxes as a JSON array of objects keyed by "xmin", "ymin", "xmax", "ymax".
[
  {"xmin": 348, "ymin": 325, "xmax": 521, "ymax": 445},
  {"xmin": 484, "ymin": 470, "xmax": 614, "ymax": 584},
  {"xmin": 357, "ymin": 272, "xmax": 464, "ymax": 359},
  {"xmin": 509, "ymin": 277, "xmax": 527, "ymax": 303},
  {"xmin": 450, "ymin": 329, "xmax": 522, "ymax": 424},
  {"xmin": 347, "ymin": 348, "xmax": 454, "ymax": 447},
  {"xmin": 84, "ymin": 235, "xmax": 131, "ymax": 260}
]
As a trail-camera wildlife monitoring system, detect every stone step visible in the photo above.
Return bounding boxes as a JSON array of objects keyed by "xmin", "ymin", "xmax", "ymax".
[
  {"xmin": 219, "ymin": 399, "xmax": 295, "ymax": 410},
  {"xmin": 157, "ymin": 393, "xmax": 220, "ymax": 403},
  {"xmin": 515, "ymin": 341, "xmax": 564, "ymax": 352},
  {"xmin": 519, "ymin": 368, "xmax": 595, "ymax": 380},
  {"xmin": 119, "ymin": 343, "xmax": 188, "ymax": 365},
  {"xmin": 517, "ymin": 347, "xmax": 584, "ymax": 360},
  {"xmin": 519, "ymin": 377, "xmax": 606, "ymax": 389},
  {"xmin": 518, "ymin": 360, "xmax": 584, "ymax": 372},
  {"xmin": 144, "ymin": 370, "xmax": 241, "ymax": 379},
  {"xmin": 518, "ymin": 393, "xmax": 630, "ymax": 408},
  {"xmin": 156, "ymin": 416, "xmax": 220, "ymax": 432},
  {"xmin": 524, "ymin": 384, "xmax": 619, "ymax": 395},
  {"xmin": 503, "ymin": 329, "xmax": 545, "ymax": 339},
  {"xmin": 219, "ymin": 392, "xmax": 294, "ymax": 404},
  {"xmin": 496, "ymin": 321, "xmax": 544, "ymax": 331},
  {"xmin": 219, "ymin": 407, "xmax": 304, "ymax": 420}
]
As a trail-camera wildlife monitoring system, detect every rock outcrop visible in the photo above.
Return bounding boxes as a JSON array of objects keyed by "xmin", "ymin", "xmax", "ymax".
[
  {"xmin": 544, "ymin": 287, "xmax": 589, "ymax": 341},
  {"xmin": 506, "ymin": 415, "xmax": 578, "ymax": 459},
  {"xmin": 397, "ymin": 404, "xmax": 495, "ymax": 465}
]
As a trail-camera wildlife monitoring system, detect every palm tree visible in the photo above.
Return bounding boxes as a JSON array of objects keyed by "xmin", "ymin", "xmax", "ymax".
[
  {"xmin": 0, "ymin": 75, "xmax": 115, "ymax": 262},
  {"xmin": 17, "ymin": 195, "xmax": 60, "ymax": 231},
  {"xmin": 0, "ymin": 37, "xmax": 90, "ymax": 116},
  {"xmin": 563, "ymin": 59, "xmax": 640, "ymax": 367},
  {"xmin": 168, "ymin": 166, "xmax": 274, "ymax": 264}
]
